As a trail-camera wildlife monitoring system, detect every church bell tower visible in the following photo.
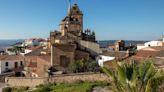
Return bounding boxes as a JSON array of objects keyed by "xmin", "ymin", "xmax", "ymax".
[{"xmin": 60, "ymin": 0, "xmax": 83, "ymax": 36}]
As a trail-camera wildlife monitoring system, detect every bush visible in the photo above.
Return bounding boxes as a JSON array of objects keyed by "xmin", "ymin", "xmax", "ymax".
[
  {"xmin": 2, "ymin": 87, "xmax": 12, "ymax": 92},
  {"xmin": 31, "ymin": 82, "xmax": 109, "ymax": 92},
  {"xmin": 69, "ymin": 59, "xmax": 101, "ymax": 73}
]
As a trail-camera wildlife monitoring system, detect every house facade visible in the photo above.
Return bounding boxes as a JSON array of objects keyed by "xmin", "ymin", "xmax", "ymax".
[
  {"xmin": 0, "ymin": 55, "xmax": 24, "ymax": 74},
  {"xmin": 137, "ymin": 38, "xmax": 164, "ymax": 50}
]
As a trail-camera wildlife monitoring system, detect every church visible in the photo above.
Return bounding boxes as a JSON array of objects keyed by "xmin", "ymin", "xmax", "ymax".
[{"xmin": 48, "ymin": 1, "xmax": 101, "ymax": 71}]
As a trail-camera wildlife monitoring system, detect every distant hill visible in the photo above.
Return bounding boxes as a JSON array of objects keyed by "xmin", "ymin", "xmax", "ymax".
[
  {"xmin": 0, "ymin": 39, "xmax": 24, "ymax": 50},
  {"xmin": 98, "ymin": 40, "xmax": 148, "ymax": 48}
]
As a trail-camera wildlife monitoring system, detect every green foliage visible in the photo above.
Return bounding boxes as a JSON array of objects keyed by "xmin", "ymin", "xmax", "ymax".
[
  {"xmin": 2, "ymin": 86, "xmax": 29, "ymax": 92},
  {"xmin": 69, "ymin": 59, "xmax": 101, "ymax": 73},
  {"xmin": 31, "ymin": 81, "xmax": 109, "ymax": 92},
  {"xmin": 2, "ymin": 87, "xmax": 12, "ymax": 92},
  {"xmin": 102, "ymin": 60, "xmax": 164, "ymax": 92},
  {"xmin": 7, "ymin": 46, "xmax": 25, "ymax": 53}
]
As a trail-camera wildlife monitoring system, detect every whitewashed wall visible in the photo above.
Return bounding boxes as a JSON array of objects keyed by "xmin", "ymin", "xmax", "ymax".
[
  {"xmin": 145, "ymin": 41, "xmax": 163, "ymax": 47},
  {"xmin": 96, "ymin": 55, "xmax": 115, "ymax": 67},
  {"xmin": 137, "ymin": 40, "xmax": 163, "ymax": 50},
  {"xmin": 0, "ymin": 60, "xmax": 22, "ymax": 74}
]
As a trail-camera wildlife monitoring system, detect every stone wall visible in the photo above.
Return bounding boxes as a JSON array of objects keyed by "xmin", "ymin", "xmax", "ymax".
[
  {"xmin": 6, "ymin": 77, "xmax": 47, "ymax": 87},
  {"xmin": 50, "ymin": 73, "xmax": 109, "ymax": 84},
  {"xmin": 5, "ymin": 73, "xmax": 109, "ymax": 87},
  {"xmin": 0, "ymin": 72, "xmax": 15, "ymax": 82},
  {"xmin": 52, "ymin": 44, "xmax": 76, "ymax": 66}
]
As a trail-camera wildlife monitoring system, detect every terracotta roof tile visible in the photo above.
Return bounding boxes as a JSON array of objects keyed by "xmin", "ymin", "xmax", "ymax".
[
  {"xmin": 53, "ymin": 44, "xmax": 76, "ymax": 52},
  {"xmin": 25, "ymin": 47, "xmax": 43, "ymax": 56},
  {"xmin": 135, "ymin": 46, "xmax": 164, "ymax": 58},
  {"xmin": 0, "ymin": 55, "xmax": 24, "ymax": 61}
]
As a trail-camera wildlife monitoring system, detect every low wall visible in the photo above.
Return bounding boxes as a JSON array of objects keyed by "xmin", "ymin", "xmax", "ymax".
[
  {"xmin": 5, "ymin": 73, "xmax": 109, "ymax": 87},
  {"xmin": 6, "ymin": 77, "xmax": 47, "ymax": 87},
  {"xmin": 50, "ymin": 73, "xmax": 109, "ymax": 84},
  {"xmin": 0, "ymin": 72, "xmax": 15, "ymax": 82}
]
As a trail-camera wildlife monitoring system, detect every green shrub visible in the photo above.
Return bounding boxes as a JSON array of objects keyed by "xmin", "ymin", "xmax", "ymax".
[
  {"xmin": 69, "ymin": 59, "xmax": 101, "ymax": 73},
  {"xmin": 31, "ymin": 81, "xmax": 109, "ymax": 92},
  {"xmin": 102, "ymin": 60, "xmax": 164, "ymax": 92},
  {"xmin": 2, "ymin": 87, "xmax": 12, "ymax": 92}
]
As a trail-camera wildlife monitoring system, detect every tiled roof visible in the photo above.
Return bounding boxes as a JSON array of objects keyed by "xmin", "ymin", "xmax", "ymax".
[
  {"xmin": 53, "ymin": 44, "xmax": 76, "ymax": 52},
  {"xmin": 101, "ymin": 51, "xmax": 127, "ymax": 57},
  {"xmin": 25, "ymin": 47, "xmax": 43, "ymax": 56},
  {"xmin": 135, "ymin": 46, "xmax": 164, "ymax": 58},
  {"xmin": 141, "ymin": 46, "xmax": 164, "ymax": 51},
  {"xmin": 0, "ymin": 55, "xmax": 24, "ymax": 61}
]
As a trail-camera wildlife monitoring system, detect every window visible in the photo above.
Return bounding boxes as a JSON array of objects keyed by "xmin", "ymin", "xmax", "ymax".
[
  {"xmin": 5, "ymin": 62, "xmax": 8, "ymax": 66},
  {"xmin": 20, "ymin": 61, "xmax": 23, "ymax": 66},
  {"xmin": 15, "ymin": 62, "xmax": 18, "ymax": 68}
]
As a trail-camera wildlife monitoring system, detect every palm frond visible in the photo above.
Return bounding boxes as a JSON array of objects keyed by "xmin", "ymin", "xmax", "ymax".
[{"xmin": 102, "ymin": 67, "xmax": 113, "ymax": 78}]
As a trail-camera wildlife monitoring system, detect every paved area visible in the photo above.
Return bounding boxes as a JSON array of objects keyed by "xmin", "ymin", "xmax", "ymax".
[
  {"xmin": 92, "ymin": 86, "xmax": 112, "ymax": 92},
  {"xmin": 0, "ymin": 83, "xmax": 5, "ymax": 92}
]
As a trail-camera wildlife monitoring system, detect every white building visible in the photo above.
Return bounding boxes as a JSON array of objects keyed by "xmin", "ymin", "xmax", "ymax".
[
  {"xmin": 137, "ymin": 38, "xmax": 164, "ymax": 50},
  {"xmin": 0, "ymin": 55, "xmax": 24, "ymax": 74},
  {"xmin": 24, "ymin": 38, "xmax": 47, "ymax": 47},
  {"xmin": 96, "ymin": 55, "xmax": 115, "ymax": 67},
  {"xmin": 24, "ymin": 38, "xmax": 40, "ymax": 46}
]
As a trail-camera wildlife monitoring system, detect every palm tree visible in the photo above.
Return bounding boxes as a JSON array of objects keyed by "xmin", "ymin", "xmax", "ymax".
[{"xmin": 102, "ymin": 60, "xmax": 164, "ymax": 92}]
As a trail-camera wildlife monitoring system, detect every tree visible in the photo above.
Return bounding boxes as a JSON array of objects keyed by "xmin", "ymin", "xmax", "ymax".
[
  {"xmin": 69, "ymin": 59, "xmax": 101, "ymax": 73},
  {"xmin": 102, "ymin": 60, "xmax": 164, "ymax": 92}
]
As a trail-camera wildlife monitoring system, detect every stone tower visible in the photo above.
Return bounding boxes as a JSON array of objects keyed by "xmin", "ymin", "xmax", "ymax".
[{"xmin": 60, "ymin": 2, "xmax": 83, "ymax": 37}]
